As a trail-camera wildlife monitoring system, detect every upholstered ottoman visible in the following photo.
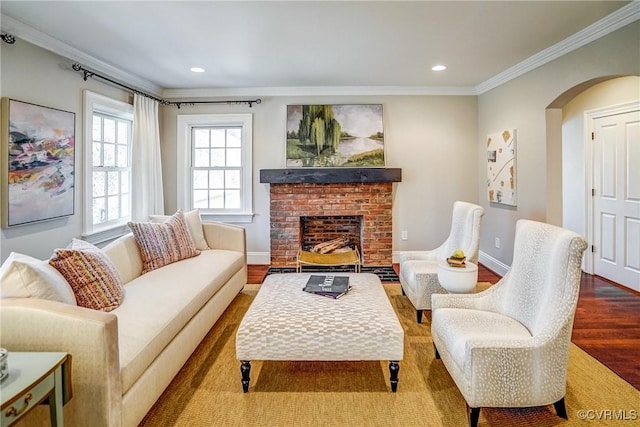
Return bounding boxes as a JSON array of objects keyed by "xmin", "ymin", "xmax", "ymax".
[{"xmin": 236, "ymin": 273, "xmax": 404, "ymax": 392}]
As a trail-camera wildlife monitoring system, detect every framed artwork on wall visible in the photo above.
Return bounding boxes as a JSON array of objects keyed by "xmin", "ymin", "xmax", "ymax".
[
  {"xmin": 286, "ymin": 104, "xmax": 385, "ymax": 167},
  {"xmin": 1, "ymin": 98, "xmax": 76, "ymax": 227},
  {"xmin": 486, "ymin": 129, "xmax": 517, "ymax": 206}
]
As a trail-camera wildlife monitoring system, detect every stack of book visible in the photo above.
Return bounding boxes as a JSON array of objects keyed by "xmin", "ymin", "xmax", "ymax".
[
  {"xmin": 446, "ymin": 256, "xmax": 466, "ymax": 268},
  {"xmin": 303, "ymin": 275, "xmax": 351, "ymax": 299}
]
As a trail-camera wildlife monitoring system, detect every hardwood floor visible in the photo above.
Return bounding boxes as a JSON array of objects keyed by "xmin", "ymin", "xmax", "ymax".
[{"xmin": 247, "ymin": 264, "xmax": 640, "ymax": 390}]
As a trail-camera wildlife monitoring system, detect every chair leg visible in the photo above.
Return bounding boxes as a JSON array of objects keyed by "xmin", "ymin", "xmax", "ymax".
[
  {"xmin": 416, "ymin": 309, "xmax": 423, "ymax": 323},
  {"xmin": 433, "ymin": 344, "xmax": 440, "ymax": 359},
  {"xmin": 467, "ymin": 405, "xmax": 480, "ymax": 427},
  {"xmin": 553, "ymin": 397, "xmax": 568, "ymax": 419}
]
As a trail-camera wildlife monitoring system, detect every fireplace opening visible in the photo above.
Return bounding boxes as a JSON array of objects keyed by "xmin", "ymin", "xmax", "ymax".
[{"xmin": 300, "ymin": 215, "xmax": 363, "ymax": 254}]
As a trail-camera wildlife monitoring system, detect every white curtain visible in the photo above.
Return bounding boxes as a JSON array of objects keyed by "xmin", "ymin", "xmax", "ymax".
[{"xmin": 131, "ymin": 94, "xmax": 164, "ymax": 221}]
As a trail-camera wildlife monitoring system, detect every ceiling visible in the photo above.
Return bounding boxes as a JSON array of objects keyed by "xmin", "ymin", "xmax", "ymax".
[{"xmin": 0, "ymin": 1, "xmax": 634, "ymax": 96}]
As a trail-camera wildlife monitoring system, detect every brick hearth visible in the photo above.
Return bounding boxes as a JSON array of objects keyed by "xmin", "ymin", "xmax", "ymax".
[{"xmin": 269, "ymin": 183, "xmax": 393, "ymax": 267}]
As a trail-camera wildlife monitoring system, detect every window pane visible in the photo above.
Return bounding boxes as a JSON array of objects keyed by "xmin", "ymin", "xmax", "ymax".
[
  {"xmin": 225, "ymin": 190, "xmax": 241, "ymax": 209},
  {"xmin": 107, "ymin": 171, "xmax": 119, "ymax": 195},
  {"xmin": 107, "ymin": 195, "xmax": 119, "ymax": 221},
  {"xmin": 93, "ymin": 197, "xmax": 106, "ymax": 224},
  {"xmin": 210, "ymin": 190, "xmax": 224, "ymax": 208},
  {"xmin": 227, "ymin": 128, "xmax": 241, "ymax": 147},
  {"xmin": 227, "ymin": 148, "xmax": 241, "ymax": 166},
  {"xmin": 194, "ymin": 129, "xmax": 209, "ymax": 147},
  {"xmin": 194, "ymin": 149, "xmax": 210, "ymax": 167},
  {"xmin": 92, "ymin": 116, "xmax": 102, "ymax": 141},
  {"xmin": 104, "ymin": 143, "xmax": 116, "ymax": 167},
  {"xmin": 117, "ymin": 145, "xmax": 128, "ymax": 168},
  {"xmin": 120, "ymin": 172, "xmax": 129, "ymax": 193},
  {"xmin": 121, "ymin": 194, "xmax": 130, "ymax": 217},
  {"xmin": 93, "ymin": 142, "xmax": 102, "ymax": 166},
  {"xmin": 104, "ymin": 118, "xmax": 116, "ymax": 143},
  {"xmin": 225, "ymin": 170, "xmax": 241, "ymax": 189},
  {"xmin": 93, "ymin": 171, "xmax": 106, "ymax": 197},
  {"xmin": 193, "ymin": 170, "xmax": 209, "ymax": 189},
  {"xmin": 211, "ymin": 148, "xmax": 225, "ymax": 166},
  {"xmin": 193, "ymin": 190, "xmax": 209, "ymax": 208},
  {"xmin": 117, "ymin": 121, "xmax": 129, "ymax": 144},
  {"xmin": 210, "ymin": 170, "xmax": 224, "ymax": 188},
  {"xmin": 211, "ymin": 129, "xmax": 225, "ymax": 147}
]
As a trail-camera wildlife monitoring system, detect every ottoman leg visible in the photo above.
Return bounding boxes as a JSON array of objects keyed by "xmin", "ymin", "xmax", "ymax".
[
  {"xmin": 241, "ymin": 360, "xmax": 251, "ymax": 393},
  {"xmin": 389, "ymin": 361, "xmax": 400, "ymax": 392}
]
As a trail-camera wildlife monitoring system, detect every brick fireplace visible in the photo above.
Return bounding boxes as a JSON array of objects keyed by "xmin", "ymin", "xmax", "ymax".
[{"xmin": 261, "ymin": 168, "xmax": 402, "ymax": 268}]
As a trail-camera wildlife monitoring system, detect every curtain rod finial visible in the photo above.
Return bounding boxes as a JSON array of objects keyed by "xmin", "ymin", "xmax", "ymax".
[{"xmin": 1, "ymin": 33, "xmax": 16, "ymax": 44}]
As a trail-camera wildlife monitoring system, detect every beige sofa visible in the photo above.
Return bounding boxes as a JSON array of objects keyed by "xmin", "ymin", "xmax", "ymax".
[{"xmin": 0, "ymin": 221, "xmax": 247, "ymax": 427}]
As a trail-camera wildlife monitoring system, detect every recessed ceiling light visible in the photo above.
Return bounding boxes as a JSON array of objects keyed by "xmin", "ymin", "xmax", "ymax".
[
  {"xmin": 431, "ymin": 65, "xmax": 447, "ymax": 71},
  {"xmin": 190, "ymin": 67, "xmax": 205, "ymax": 73}
]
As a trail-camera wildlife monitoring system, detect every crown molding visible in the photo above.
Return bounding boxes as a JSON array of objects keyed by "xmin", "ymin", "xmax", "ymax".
[
  {"xmin": 162, "ymin": 85, "xmax": 477, "ymax": 98},
  {"xmin": 475, "ymin": 1, "xmax": 640, "ymax": 95},
  {"xmin": 0, "ymin": 14, "xmax": 163, "ymax": 96}
]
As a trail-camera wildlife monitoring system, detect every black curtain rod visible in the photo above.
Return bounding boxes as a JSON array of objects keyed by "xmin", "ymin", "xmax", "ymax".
[{"xmin": 72, "ymin": 63, "xmax": 261, "ymax": 108}]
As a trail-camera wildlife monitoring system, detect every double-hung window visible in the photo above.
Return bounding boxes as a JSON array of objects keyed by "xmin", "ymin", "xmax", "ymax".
[
  {"xmin": 177, "ymin": 114, "xmax": 253, "ymax": 222},
  {"xmin": 83, "ymin": 91, "xmax": 133, "ymax": 242}
]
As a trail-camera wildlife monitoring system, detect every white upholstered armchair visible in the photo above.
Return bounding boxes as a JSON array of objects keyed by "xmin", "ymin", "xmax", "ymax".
[
  {"xmin": 399, "ymin": 201, "xmax": 484, "ymax": 322},
  {"xmin": 431, "ymin": 220, "xmax": 588, "ymax": 427}
]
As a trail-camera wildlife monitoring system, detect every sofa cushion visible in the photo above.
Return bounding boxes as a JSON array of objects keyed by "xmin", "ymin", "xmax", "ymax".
[
  {"xmin": 0, "ymin": 252, "xmax": 77, "ymax": 305},
  {"xmin": 128, "ymin": 210, "xmax": 200, "ymax": 274},
  {"xmin": 102, "ymin": 234, "xmax": 143, "ymax": 285},
  {"xmin": 149, "ymin": 209, "xmax": 209, "ymax": 251},
  {"xmin": 49, "ymin": 239, "xmax": 124, "ymax": 312},
  {"xmin": 113, "ymin": 249, "xmax": 245, "ymax": 393}
]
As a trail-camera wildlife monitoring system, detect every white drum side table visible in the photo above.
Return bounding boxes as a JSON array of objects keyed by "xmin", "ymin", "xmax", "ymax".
[
  {"xmin": 437, "ymin": 261, "xmax": 479, "ymax": 293},
  {"xmin": 1, "ymin": 352, "xmax": 71, "ymax": 427}
]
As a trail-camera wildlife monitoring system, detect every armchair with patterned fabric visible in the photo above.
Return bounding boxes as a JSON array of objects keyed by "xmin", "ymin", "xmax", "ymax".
[
  {"xmin": 431, "ymin": 219, "xmax": 588, "ymax": 427},
  {"xmin": 398, "ymin": 201, "xmax": 484, "ymax": 323}
]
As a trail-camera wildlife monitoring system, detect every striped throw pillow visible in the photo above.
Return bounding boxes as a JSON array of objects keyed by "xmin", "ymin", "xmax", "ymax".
[
  {"xmin": 128, "ymin": 209, "xmax": 200, "ymax": 274},
  {"xmin": 49, "ymin": 239, "xmax": 124, "ymax": 312}
]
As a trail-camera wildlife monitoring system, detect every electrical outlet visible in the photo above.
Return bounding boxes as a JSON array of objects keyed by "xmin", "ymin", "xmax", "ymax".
[
  {"xmin": 495, "ymin": 237, "xmax": 500, "ymax": 249},
  {"xmin": 401, "ymin": 230, "xmax": 408, "ymax": 241}
]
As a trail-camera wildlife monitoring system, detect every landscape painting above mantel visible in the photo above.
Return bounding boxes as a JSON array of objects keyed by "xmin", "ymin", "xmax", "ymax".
[{"xmin": 286, "ymin": 104, "xmax": 385, "ymax": 167}]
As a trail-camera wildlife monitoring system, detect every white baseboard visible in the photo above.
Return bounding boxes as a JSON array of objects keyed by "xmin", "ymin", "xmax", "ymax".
[
  {"xmin": 478, "ymin": 250, "xmax": 510, "ymax": 277},
  {"xmin": 247, "ymin": 252, "xmax": 271, "ymax": 265}
]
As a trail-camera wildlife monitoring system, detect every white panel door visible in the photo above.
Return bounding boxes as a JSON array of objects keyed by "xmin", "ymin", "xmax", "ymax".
[{"xmin": 593, "ymin": 110, "xmax": 640, "ymax": 291}]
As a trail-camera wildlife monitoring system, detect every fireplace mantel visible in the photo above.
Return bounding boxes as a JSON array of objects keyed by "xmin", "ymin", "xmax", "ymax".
[{"xmin": 260, "ymin": 168, "xmax": 401, "ymax": 184}]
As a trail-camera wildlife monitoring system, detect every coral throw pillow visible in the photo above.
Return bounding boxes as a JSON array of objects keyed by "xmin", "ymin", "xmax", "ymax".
[
  {"xmin": 128, "ymin": 209, "xmax": 200, "ymax": 274},
  {"xmin": 49, "ymin": 239, "xmax": 124, "ymax": 312}
]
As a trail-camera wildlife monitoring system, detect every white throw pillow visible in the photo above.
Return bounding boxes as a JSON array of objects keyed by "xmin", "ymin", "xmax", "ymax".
[
  {"xmin": 0, "ymin": 252, "xmax": 77, "ymax": 305},
  {"xmin": 149, "ymin": 209, "xmax": 209, "ymax": 250}
]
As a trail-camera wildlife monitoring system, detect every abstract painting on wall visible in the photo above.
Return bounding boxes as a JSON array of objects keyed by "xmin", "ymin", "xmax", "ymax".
[
  {"xmin": 486, "ymin": 129, "xmax": 516, "ymax": 206},
  {"xmin": 1, "ymin": 98, "xmax": 75, "ymax": 227},
  {"xmin": 286, "ymin": 104, "xmax": 385, "ymax": 167}
]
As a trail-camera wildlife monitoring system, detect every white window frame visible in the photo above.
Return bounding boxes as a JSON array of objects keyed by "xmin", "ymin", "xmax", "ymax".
[
  {"xmin": 177, "ymin": 113, "xmax": 254, "ymax": 223},
  {"xmin": 82, "ymin": 91, "xmax": 134, "ymax": 243}
]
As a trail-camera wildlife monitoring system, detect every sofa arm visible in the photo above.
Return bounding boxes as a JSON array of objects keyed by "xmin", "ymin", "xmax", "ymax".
[
  {"xmin": 0, "ymin": 298, "xmax": 122, "ymax": 427},
  {"xmin": 203, "ymin": 221, "xmax": 246, "ymax": 254}
]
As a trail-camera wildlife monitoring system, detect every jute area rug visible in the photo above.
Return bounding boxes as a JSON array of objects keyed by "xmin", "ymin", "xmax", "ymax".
[{"xmin": 140, "ymin": 283, "xmax": 639, "ymax": 427}]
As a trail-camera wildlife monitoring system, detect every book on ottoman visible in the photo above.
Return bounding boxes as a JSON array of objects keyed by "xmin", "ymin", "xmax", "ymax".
[{"xmin": 303, "ymin": 275, "xmax": 350, "ymax": 299}]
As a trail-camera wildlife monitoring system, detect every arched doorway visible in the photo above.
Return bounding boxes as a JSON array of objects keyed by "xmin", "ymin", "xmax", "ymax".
[{"xmin": 546, "ymin": 76, "xmax": 640, "ymax": 291}]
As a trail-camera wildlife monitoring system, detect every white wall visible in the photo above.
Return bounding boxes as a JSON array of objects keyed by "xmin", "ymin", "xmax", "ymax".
[
  {"xmin": 0, "ymin": 40, "xmax": 130, "ymax": 262},
  {"xmin": 2, "ymin": 21, "xmax": 638, "ymax": 271},
  {"xmin": 477, "ymin": 21, "xmax": 640, "ymax": 271},
  {"xmin": 160, "ymin": 95, "xmax": 479, "ymax": 263}
]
